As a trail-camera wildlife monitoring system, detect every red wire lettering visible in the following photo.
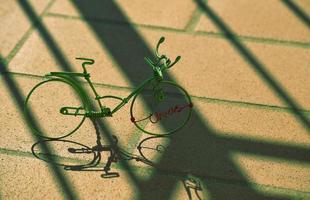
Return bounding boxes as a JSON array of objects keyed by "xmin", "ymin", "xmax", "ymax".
[{"xmin": 132, "ymin": 103, "xmax": 193, "ymax": 124}]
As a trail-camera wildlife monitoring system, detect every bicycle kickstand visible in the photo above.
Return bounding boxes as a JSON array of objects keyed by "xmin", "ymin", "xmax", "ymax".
[
  {"xmin": 101, "ymin": 148, "xmax": 119, "ymax": 178},
  {"xmin": 89, "ymin": 117, "xmax": 120, "ymax": 178}
]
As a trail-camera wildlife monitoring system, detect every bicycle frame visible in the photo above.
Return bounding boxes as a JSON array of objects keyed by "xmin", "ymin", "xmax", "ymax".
[
  {"xmin": 25, "ymin": 37, "xmax": 190, "ymax": 140},
  {"xmin": 44, "ymin": 37, "xmax": 181, "ymax": 118},
  {"xmin": 46, "ymin": 70, "xmax": 158, "ymax": 117}
]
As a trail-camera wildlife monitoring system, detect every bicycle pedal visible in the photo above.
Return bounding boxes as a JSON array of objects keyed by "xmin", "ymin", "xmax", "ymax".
[
  {"xmin": 68, "ymin": 148, "xmax": 76, "ymax": 153},
  {"xmin": 68, "ymin": 147, "xmax": 92, "ymax": 154},
  {"xmin": 112, "ymin": 135, "xmax": 118, "ymax": 144},
  {"xmin": 101, "ymin": 172, "xmax": 119, "ymax": 178},
  {"xmin": 64, "ymin": 165, "xmax": 83, "ymax": 171}
]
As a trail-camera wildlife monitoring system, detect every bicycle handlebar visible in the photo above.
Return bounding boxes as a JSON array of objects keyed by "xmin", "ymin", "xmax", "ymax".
[
  {"xmin": 153, "ymin": 37, "xmax": 181, "ymax": 70},
  {"xmin": 155, "ymin": 37, "xmax": 165, "ymax": 58},
  {"xmin": 145, "ymin": 37, "xmax": 181, "ymax": 82}
]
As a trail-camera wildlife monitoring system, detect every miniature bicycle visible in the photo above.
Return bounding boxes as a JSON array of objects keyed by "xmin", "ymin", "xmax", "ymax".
[{"xmin": 24, "ymin": 37, "xmax": 193, "ymax": 139}]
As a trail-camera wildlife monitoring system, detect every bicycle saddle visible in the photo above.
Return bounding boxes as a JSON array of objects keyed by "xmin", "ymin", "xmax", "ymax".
[{"xmin": 76, "ymin": 57, "xmax": 95, "ymax": 68}]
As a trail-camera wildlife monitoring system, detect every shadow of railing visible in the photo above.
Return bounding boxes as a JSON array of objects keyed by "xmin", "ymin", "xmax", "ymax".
[
  {"xmin": 15, "ymin": 0, "xmax": 143, "ymax": 195},
  {"xmin": 8, "ymin": 0, "xmax": 309, "ymax": 199},
  {"xmin": 0, "ymin": 56, "xmax": 78, "ymax": 199},
  {"xmin": 281, "ymin": 0, "xmax": 310, "ymax": 28},
  {"xmin": 30, "ymin": 118, "xmax": 158, "ymax": 179},
  {"xmin": 225, "ymin": 136, "xmax": 310, "ymax": 163},
  {"xmin": 193, "ymin": 0, "xmax": 310, "ymax": 132},
  {"xmin": 70, "ymin": 0, "xmax": 308, "ymax": 199}
]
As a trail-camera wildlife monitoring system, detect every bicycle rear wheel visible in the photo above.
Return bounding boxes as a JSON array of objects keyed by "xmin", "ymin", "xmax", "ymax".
[
  {"xmin": 24, "ymin": 78, "xmax": 86, "ymax": 139},
  {"xmin": 31, "ymin": 139, "xmax": 96, "ymax": 167},
  {"xmin": 130, "ymin": 80, "xmax": 192, "ymax": 136}
]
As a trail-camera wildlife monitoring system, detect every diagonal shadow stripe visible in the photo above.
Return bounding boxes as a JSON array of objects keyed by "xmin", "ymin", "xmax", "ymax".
[
  {"xmin": 281, "ymin": 0, "xmax": 310, "ymax": 28},
  {"xmin": 16, "ymin": 0, "xmax": 143, "ymax": 194},
  {"xmin": 223, "ymin": 136, "xmax": 310, "ymax": 163},
  {"xmin": 16, "ymin": 0, "xmax": 70, "ymax": 70},
  {"xmin": 70, "ymin": 1, "xmax": 303, "ymax": 199},
  {"xmin": 194, "ymin": 0, "xmax": 310, "ymax": 132},
  {"xmin": 0, "ymin": 56, "xmax": 78, "ymax": 199},
  {"xmin": 7, "ymin": 0, "xmax": 308, "ymax": 197}
]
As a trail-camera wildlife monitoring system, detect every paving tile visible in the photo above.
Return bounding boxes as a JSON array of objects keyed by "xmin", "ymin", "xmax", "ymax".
[
  {"xmin": 139, "ymin": 29, "xmax": 310, "ymax": 109},
  {"xmin": 199, "ymin": 178, "xmax": 310, "ymax": 199},
  {"xmin": 2, "ymin": 0, "xmax": 310, "ymax": 198},
  {"xmin": 47, "ymin": 0, "xmax": 196, "ymax": 29},
  {"xmin": 3, "ymin": 153, "xmax": 307, "ymax": 199},
  {"xmin": 0, "ymin": 76, "xmax": 36, "ymax": 153},
  {"xmin": 195, "ymin": 0, "xmax": 310, "ymax": 43},
  {"xmin": 8, "ymin": 17, "xmax": 310, "ymax": 110},
  {"xmin": 246, "ymin": 42, "xmax": 310, "ymax": 110},
  {"xmin": 131, "ymin": 145, "xmax": 309, "ymax": 199},
  {"xmin": 132, "ymin": 135, "xmax": 310, "ymax": 193},
  {"xmin": 131, "ymin": 98, "xmax": 310, "ymax": 192},
  {"xmin": 8, "ymin": 17, "xmax": 132, "ymax": 88},
  {"xmin": 193, "ymin": 99, "xmax": 310, "ymax": 147},
  {"xmin": 0, "ymin": 0, "xmax": 50, "ymax": 57},
  {"xmin": 0, "ymin": 154, "xmax": 137, "ymax": 199},
  {"xmin": 231, "ymin": 152, "xmax": 310, "ymax": 193},
  {"xmin": 0, "ymin": 153, "xmax": 209, "ymax": 199},
  {"xmin": 0, "ymin": 154, "xmax": 63, "ymax": 199},
  {"xmin": 294, "ymin": 0, "xmax": 310, "ymax": 14}
]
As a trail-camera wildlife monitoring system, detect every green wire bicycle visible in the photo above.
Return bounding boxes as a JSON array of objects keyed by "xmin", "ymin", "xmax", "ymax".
[{"xmin": 24, "ymin": 37, "xmax": 193, "ymax": 139}]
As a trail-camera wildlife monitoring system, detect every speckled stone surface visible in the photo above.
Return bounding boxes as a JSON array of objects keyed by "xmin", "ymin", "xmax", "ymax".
[{"xmin": 1, "ymin": 0, "xmax": 309, "ymax": 199}]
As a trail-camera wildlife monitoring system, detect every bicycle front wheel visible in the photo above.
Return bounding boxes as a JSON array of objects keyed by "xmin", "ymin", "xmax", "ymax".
[
  {"xmin": 130, "ymin": 81, "xmax": 192, "ymax": 136},
  {"xmin": 24, "ymin": 78, "xmax": 86, "ymax": 139}
]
